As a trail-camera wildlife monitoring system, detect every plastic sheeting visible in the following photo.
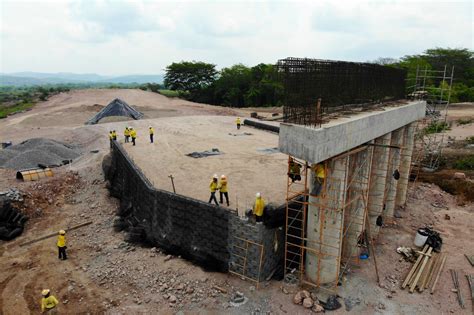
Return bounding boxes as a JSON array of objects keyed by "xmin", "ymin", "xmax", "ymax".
[{"xmin": 85, "ymin": 98, "xmax": 144, "ymax": 124}]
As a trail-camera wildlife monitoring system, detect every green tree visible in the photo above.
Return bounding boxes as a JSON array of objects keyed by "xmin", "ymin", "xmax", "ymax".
[{"xmin": 164, "ymin": 61, "xmax": 217, "ymax": 98}]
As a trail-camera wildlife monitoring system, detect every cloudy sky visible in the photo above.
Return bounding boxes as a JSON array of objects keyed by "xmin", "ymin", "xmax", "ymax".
[{"xmin": 1, "ymin": 0, "xmax": 472, "ymax": 75}]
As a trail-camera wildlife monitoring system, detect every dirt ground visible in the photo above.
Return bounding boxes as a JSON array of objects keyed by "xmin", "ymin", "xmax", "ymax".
[
  {"xmin": 1, "ymin": 90, "xmax": 473, "ymax": 314},
  {"xmin": 121, "ymin": 115, "xmax": 287, "ymax": 212}
]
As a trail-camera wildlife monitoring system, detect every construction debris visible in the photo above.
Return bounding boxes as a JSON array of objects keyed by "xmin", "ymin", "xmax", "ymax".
[
  {"xmin": 465, "ymin": 254, "xmax": 474, "ymax": 267},
  {"xmin": 466, "ymin": 274, "xmax": 474, "ymax": 314},
  {"xmin": 450, "ymin": 269, "xmax": 465, "ymax": 309},
  {"xmin": 0, "ymin": 191, "xmax": 28, "ymax": 240}
]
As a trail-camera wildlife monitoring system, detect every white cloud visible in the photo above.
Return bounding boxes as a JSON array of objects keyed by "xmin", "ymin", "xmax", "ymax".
[{"xmin": 0, "ymin": 0, "xmax": 472, "ymax": 75}]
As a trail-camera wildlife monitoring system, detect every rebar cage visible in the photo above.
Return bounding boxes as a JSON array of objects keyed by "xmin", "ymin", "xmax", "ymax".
[{"xmin": 277, "ymin": 58, "xmax": 407, "ymax": 126}]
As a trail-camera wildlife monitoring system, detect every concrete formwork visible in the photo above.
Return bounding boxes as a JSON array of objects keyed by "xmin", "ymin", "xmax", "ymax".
[
  {"xmin": 367, "ymin": 133, "xmax": 391, "ymax": 236},
  {"xmin": 305, "ymin": 157, "xmax": 348, "ymax": 285},
  {"xmin": 383, "ymin": 127, "xmax": 405, "ymax": 218},
  {"xmin": 396, "ymin": 122, "xmax": 417, "ymax": 208}
]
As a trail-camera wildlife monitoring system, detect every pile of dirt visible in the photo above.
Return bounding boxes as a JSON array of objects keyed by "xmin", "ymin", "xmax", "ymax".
[{"xmin": 0, "ymin": 138, "xmax": 80, "ymax": 170}]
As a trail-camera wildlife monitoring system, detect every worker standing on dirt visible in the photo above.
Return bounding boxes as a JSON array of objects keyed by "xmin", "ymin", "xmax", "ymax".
[
  {"xmin": 112, "ymin": 130, "xmax": 117, "ymax": 141},
  {"xmin": 109, "ymin": 131, "xmax": 113, "ymax": 148},
  {"xmin": 236, "ymin": 117, "xmax": 241, "ymax": 130},
  {"xmin": 288, "ymin": 158, "xmax": 302, "ymax": 182},
  {"xmin": 41, "ymin": 289, "xmax": 59, "ymax": 313},
  {"xmin": 130, "ymin": 127, "xmax": 137, "ymax": 146},
  {"xmin": 208, "ymin": 174, "xmax": 219, "ymax": 206},
  {"xmin": 311, "ymin": 163, "xmax": 325, "ymax": 196},
  {"xmin": 57, "ymin": 230, "xmax": 67, "ymax": 260},
  {"xmin": 124, "ymin": 127, "xmax": 130, "ymax": 143},
  {"xmin": 253, "ymin": 192, "xmax": 265, "ymax": 223},
  {"xmin": 218, "ymin": 175, "xmax": 229, "ymax": 206},
  {"xmin": 149, "ymin": 126, "xmax": 154, "ymax": 143}
]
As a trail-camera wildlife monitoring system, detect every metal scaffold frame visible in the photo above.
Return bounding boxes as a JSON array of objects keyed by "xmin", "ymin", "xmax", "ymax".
[
  {"xmin": 284, "ymin": 145, "xmax": 379, "ymax": 291},
  {"xmin": 410, "ymin": 65, "xmax": 454, "ymax": 172}
]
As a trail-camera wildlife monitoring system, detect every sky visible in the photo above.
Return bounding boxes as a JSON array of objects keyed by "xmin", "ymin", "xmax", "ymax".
[{"xmin": 1, "ymin": 0, "xmax": 472, "ymax": 75}]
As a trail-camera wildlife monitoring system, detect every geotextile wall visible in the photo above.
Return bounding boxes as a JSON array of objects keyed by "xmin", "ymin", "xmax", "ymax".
[{"xmin": 104, "ymin": 140, "xmax": 284, "ymax": 279}]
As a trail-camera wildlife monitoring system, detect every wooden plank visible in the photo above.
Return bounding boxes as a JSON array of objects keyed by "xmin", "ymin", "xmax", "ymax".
[
  {"xmin": 420, "ymin": 253, "xmax": 437, "ymax": 292},
  {"xmin": 410, "ymin": 246, "xmax": 433, "ymax": 293},
  {"xmin": 402, "ymin": 245, "xmax": 429, "ymax": 289},
  {"xmin": 431, "ymin": 254, "xmax": 447, "ymax": 294},
  {"xmin": 19, "ymin": 221, "xmax": 92, "ymax": 247}
]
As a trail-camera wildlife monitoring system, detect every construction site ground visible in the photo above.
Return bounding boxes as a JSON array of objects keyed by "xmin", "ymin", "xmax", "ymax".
[{"xmin": 0, "ymin": 89, "xmax": 473, "ymax": 314}]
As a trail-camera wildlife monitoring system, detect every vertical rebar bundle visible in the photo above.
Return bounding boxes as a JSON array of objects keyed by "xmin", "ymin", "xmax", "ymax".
[{"xmin": 277, "ymin": 58, "xmax": 406, "ymax": 126}]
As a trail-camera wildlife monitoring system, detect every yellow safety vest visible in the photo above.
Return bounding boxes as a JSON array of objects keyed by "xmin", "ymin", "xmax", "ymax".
[
  {"xmin": 41, "ymin": 296, "xmax": 59, "ymax": 311},
  {"xmin": 124, "ymin": 129, "xmax": 130, "ymax": 136},
  {"xmin": 312, "ymin": 164, "xmax": 325, "ymax": 179},
  {"xmin": 253, "ymin": 198, "xmax": 265, "ymax": 217},
  {"xmin": 209, "ymin": 181, "xmax": 218, "ymax": 192},
  {"xmin": 57, "ymin": 235, "xmax": 66, "ymax": 247},
  {"xmin": 149, "ymin": 128, "xmax": 154, "ymax": 135},
  {"xmin": 218, "ymin": 180, "xmax": 228, "ymax": 193},
  {"xmin": 130, "ymin": 130, "xmax": 137, "ymax": 138}
]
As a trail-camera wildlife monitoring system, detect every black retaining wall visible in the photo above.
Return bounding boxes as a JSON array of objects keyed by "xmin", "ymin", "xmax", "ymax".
[{"xmin": 105, "ymin": 141, "xmax": 286, "ymax": 279}]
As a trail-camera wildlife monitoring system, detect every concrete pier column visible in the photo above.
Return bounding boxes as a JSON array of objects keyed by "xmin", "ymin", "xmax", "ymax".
[
  {"xmin": 396, "ymin": 122, "xmax": 416, "ymax": 207},
  {"xmin": 367, "ymin": 133, "xmax": 391, "ymax": 236},
  {"xmin": 305, "ymin": 157, "xmax": 348, "ymax": 285},
  {"xmin": 342, "ymin": 148, "xmax": 371, "ymax": 261},
  {"xmin": 383, "ymin": 127, "xmax": 405, "ymax": 219}
]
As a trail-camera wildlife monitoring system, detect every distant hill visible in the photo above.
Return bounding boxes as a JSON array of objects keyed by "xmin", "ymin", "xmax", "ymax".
[{"xmin": 0, "ymin": 72, "xmax": 164, "ymax": 86}]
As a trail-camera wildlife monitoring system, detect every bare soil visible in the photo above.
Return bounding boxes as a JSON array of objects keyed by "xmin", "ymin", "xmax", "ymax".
[{"xmin": 1, "ymin": 91, "xmax": 473, "ymax": 314}]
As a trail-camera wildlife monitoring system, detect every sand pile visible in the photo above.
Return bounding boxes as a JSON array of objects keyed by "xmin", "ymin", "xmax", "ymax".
[{"xmin": 0, "ymin": 138, "xmax": 80, "ymax": 170}]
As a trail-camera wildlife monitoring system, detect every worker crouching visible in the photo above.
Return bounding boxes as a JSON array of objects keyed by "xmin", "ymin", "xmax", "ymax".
[
  {"xmin": 41, "ymin": 289, "xmax": 59, "ymax": 313},
  {"xmin": 57, "ymin": 230, "xmax": 67, "ymax": 260}
]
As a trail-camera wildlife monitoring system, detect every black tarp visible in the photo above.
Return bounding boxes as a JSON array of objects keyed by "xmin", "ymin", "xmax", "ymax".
[{"xmin": 85, "ymin": 98, "xmax": 144, "ymax": 125}]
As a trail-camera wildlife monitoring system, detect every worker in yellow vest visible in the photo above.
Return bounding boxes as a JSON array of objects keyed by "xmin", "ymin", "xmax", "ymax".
[
  {"xmin": 208, "ymin": 174, "xmax": 219, "ymax": 206},
  {"xmin": 124, "ymin": 127, "xmax": 130, "ymax": 143},
  {"xmin": 311, "ymin": 163, "xmax": 326, "ymax": 196},
  {"xmin": 57, "ymin": 230, "xmax": 67, "ymax": 260},
  {"xmin": 149, "ymin": 126, "xmax": 154, "ymax": 143},
  {"xmin": 112, "ymin": 130, "xmax": 117, "ymax": 140},
  {"xmin": 253, "ymin": 192, "xmax": 265, "ymax": 223},
  {"xmin": 236, "ymin": 117, "xmax": 241, "ymax": 130},
  {"xmin": 41, "ymin": 289, "xmax": 59, "ymax": 313},
  {"xmin": 218, "ymin": 175, "xmax": 229, "ymax": 206},
  {"xmin": 129, "ymin": 127, "xmax": 137, "ymax": 146}
]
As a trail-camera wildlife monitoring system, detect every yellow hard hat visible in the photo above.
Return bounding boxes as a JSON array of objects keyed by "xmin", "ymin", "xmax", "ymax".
[
  {"xmin": 42, "ymin": 289, "xmax": 50, "ymax": 296},
  {"xmin": 59, "ymin": 230, "xmax": 66, "ymax": 235}
]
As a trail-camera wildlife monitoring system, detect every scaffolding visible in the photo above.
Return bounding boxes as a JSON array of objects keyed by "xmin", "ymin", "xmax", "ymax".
[
  {"xmin": 228, "ymin": 236, "xmax": 264, "ymax": 289},
  {"xmin": 284, "ymin": 145, "xmax": 379, "ymax": 291},
  {"xmin": 410, "ymin": 65, "xmax": 454, "ymax": 171}
]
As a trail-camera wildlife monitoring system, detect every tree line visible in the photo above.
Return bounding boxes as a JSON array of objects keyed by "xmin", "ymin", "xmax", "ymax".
[{"xmin": 163, "ymin": 48, "xmax": 474, "ymax": 107}]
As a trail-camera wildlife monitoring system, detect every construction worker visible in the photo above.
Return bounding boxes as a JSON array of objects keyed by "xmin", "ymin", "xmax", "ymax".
[
  {"xmin": 288, "ymin": 158, "xmax": 302, "ymax": 182},
  {"xmin": 236, "ymin": 117, "xmax": 241, "ymax": 130},
  {"xmin": 112, "ymin": 130, "xmax": 117, "ymax": 141},
  {"xmin": 109, "ymin": 131, "xmax": 113, "ymax": 148},
  {"xmin": 311, "ymin": 163, "xmax": 325, "ymax": 196},
  {"xmin": 208, "ymin": 174, "xmax": 219, "ymax": 206},
  {"xmin": 253, "ymin": 192, "xmax": 265, "ymax": 223},
  {"xmin": 41, "ymin": 289, "xmax": 59, "ymax": 313},
  {"xmin": 218, "ymin": 175, "xmax": 229, "ymax": 206},
  {"xmin": 149, "ymin": 126, "xmax": 154, "ymax": 143},
  {"xmin": 130, "ymin": 127, "xmax": 137, "ymax": 146},
  {"xmin": 57, "ymin": 230, "xmax": 67, "ymax": 260},
  {"xmin": 124, "ymin": 127, "xmax": 130, "ymax": 143}
]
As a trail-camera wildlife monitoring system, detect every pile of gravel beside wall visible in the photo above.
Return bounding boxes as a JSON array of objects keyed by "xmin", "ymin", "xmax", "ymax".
[{"xmin": 0, "ymin": 138, "xmax": 80, "ymax": 170}]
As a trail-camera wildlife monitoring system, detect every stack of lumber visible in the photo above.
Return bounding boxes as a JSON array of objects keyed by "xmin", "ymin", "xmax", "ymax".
[{"xmin": 401, "ymin": 245, "xmax": 447, "ymax": 294}]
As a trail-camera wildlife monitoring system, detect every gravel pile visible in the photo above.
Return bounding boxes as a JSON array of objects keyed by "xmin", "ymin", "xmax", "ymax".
[{"xmin": 0, "ymin": 138, "xmax": 80, "ymax": 170}]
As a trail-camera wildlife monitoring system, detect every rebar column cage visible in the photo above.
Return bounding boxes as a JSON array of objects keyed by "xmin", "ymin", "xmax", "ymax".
[{"xmin": 277, "ymin": 58, "xmax": 407, "ymax": 126}]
